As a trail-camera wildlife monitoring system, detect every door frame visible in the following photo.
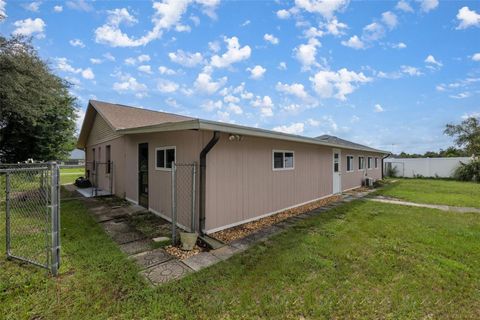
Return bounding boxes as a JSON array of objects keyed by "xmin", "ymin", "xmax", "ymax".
[
  {"xmin": 332, "ymin": 148, "xmax": 342, "ymax": 194},
  {"xmin": 138, "ymin": 142, "xmax": 149, "ymax": 208}
]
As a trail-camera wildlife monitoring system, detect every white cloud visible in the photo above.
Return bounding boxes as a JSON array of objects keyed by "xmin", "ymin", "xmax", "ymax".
[
  {"xmin": 276, "ymin": 82, "xmax": 309, "ymax": 100},
  {"xmin": 294, "ymin": 38, "xmax": 321, "ymax": 70},
  {"xmin": 69, "ymin": 39, "xmax": 85, "ymax": 48},
  {"xmin": 273, "ymin": 122, "xmax": 304, "ymax": 135},
  {"xmin": 24, "ymin": 1, "xmax": 41, "ymax": 12},
  {"xmin": 310, "ymin": 68, "xmax": 372, "ymax": 100},
  {"xmin": 247, "ymin": 65, "xmax": 266, "ymax": 79},
  {"xmin": 241, "ymin": 20, "xmax": 250, "ymax": 27},
  {"xmin": 381, "ymin": 11, "xmax": 398, "ymax": 30},
  {"xmin": 113, "ymin": 73, "xmax": 148, "ymax": 97},
  {"xmin": 208, "ymin": 40, "xmax": 221, "ymax": 52},
  {"xmin": 392, "ymin": 42, "xmax": 407, "ymax": 49},
  {"xmin": 0, "ymin": 0, "xmax": 6, "ymax": 21},
  {"xmin": 66, "ymin": 0, "xmax": 93, "ymax": 11},
  {"xmin": 168, "ymin": 50, "xmax": 203, "ymax": 67},
  {"xmin": 13, "ymin": 18, "xmax": 46, "ymax": 38},
  {"xmin": 472, "ymin": 53, "xmax": 480, "ymax": 61},
  {"xmin": 276, "ymin": 9, "xmax": 291, "ymax": 19},
  {"xmin": 194, "ymin": 72, "xmax": 227, "ymax": 94},
  {"xmin": 125, "ymin": 54, "xmax": 151, "ymax": 66},
  {"xmin": 294, "ymin": 0, "xmax": 349, "ymax": 20},
  {"xmin": 53, "ymin": 5, "xmax": 63, "ymax": 13},
  {"xmin": 449, "ymin": 92, "xmax": 471, "ymax": 99},
  {"xmin": 56, "ymin": 57, "xmax": 82, "ymax": 73},
  {"xmin": 81, "ymin": 68, "xmax": 95, "ymax": 80},
  {"xmin": 341, "ymin": 35, "xmax": 364, "ymax": 49},
  {"xmin": 264, "ymin": 33, "xmax": 279, "ymax": 45},
  {"xmin": 138, "ymin": 65, "xmax": 153, "ymax": 74},
  {"xmin": 374, "ymin": 104, "xmax": 384, "ymax": 112},
  {"xmin": 157, "ymin": 79, "xmax": 179, "ymax": 93},
  {"xmin": 362, "ymin": 22, "xmax": 385, "ymax": 41},
  {"xmin": 227, "ymin": 104, "xmax": 243, "ymax": 115},
  {"xmin": 251, "ymin": 96, "xmax": 274, "ymax": 117},
  {"xmin": 90, "ymin": 58, "xmax": 102, "ymax": 64},
  {"xmin": 158, "ymin": 66, "xmax": 176, "ymax": 75},
  {"xmin": 401, "ymin": 65, "xmax": 423, "ymax": 76},
  {"xmin": 103, "ymin": 52, "xmax": 116, "ymax": 61},
  {"xmin": 435, "ymin": 84, "xmax": 445, "ymax": 91},
  {"xmin": 138, "ymin": 54, "xmax": 150, "ymax": 62},
  {"xmin": 210, "ymin": 36, "xmax": 251, "ymax": 68},
  {"xmin": 94, "ymin": 1, "xmax": 219, "ymax": 47},
  {"xmin": 462, "ymin": 112, "xmax": 480, "ymax": 120},
  {"xmin": 395, "ymin": 0, "xmax": 413, "ymax": 13},
  {"xmin": 306, "ymin": 118, "xmax": 320, "ymax": 127},
  {"xmin": 418, "ymin": 0, "xmax": 438, "ymax": 13},
  {"xmin": 350, "ymin": 115, "xmax": 360, "ymax": 123},
  {"xmin": 456, "ymin": 6, "xmax": 480, "ymax": 30},
  {"xmin": 202, "ymin": 99, "xmax": 223, "ymax": 112},
  {"xmin": 425, "ymin": 54, "xmax": 442, "ymax": 67},
  {"xmin": 324, "ymin": 18, "xmax": 348, "ymax": 36},
  {"xmin": 278, "ymin": 62, "xmax": 287, "ymax": 70}
]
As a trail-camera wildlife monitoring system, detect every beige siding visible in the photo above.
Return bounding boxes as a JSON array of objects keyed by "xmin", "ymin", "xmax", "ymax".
[
  {"xmin": 204, "ymin": 133, "xmax": 333, "ymax": 233},
  {"xmin": 341, "ymin": 150, "xmax": 382, "ymax": 191},
  {"xmin": 86, "ymin": 112, "xmax": 121, "ymax": 146},
  {"xmin": 85, "ymin": 136, "xmax": 125, "ymax": 198}
]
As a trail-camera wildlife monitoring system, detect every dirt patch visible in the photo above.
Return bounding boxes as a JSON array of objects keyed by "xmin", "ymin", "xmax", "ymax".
[
  {"xmin": 211, "ymin": 194, "xmax": 342, "ymax": 243},
  {"xmin": 165, "ymin": 245, "xmax": 203, "ymax": 260}
]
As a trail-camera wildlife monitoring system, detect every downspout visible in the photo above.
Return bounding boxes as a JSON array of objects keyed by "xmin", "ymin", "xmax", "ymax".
[
  {"xmin": 381, "ymin": 153, "xmax": 392, "ymax": 179},
  {"xmin": 199, "ymin": 131, "xmax": 220, "ymax": 235}
]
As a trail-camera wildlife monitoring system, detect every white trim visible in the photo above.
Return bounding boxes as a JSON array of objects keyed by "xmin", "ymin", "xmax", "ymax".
[
  {"xmin": 272, "ymin": 149, "xmax": 295, "ymax": 171},
  {"xmin": 155, "ymin": 146, "xmax": 176, "ymax": 171},
  {"xmin": 125, "ymin": 197, "xmax": 138, "ymax": 205},
  {"xmin": 374, "ymin": 157, "xmax": 379, "ymax": 169},
  {"xmin": 346, "ymin": 155, "xmax": 355, "ymax": 173},
  {"xmin": 342, "ymin": 185, "xmax": 362, "ymax": 192},
  {"xmin": 148, "ymin": 207, "xmax": 189, "ymax": 231},
  {"xmin": 204, "ymin": 193, "xmax": 335, "ymax": 234}
]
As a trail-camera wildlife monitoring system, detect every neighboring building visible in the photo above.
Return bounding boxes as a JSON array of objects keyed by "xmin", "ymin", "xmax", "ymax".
[{"xmin": 77, "ymin": 100, "xmax": 388, "ymax": 234}]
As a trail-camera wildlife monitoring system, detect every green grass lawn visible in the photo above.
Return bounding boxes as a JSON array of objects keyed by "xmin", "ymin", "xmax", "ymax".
[
  {"xmin": 375, "ymin": 178, "xmax": 480, "ymax": 208},
  {"xmin": 60, "ymin": 167, "xmax": 84, "ymax": 185},
  {"xmin": 1, "ymin": 190, "xmax": 480, "ymax": 319}
]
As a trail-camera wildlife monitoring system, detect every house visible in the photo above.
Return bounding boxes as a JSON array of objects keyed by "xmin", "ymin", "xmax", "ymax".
[{"xmin": 77, "ymin": 100, "xmax": 388, "ymax": 234}]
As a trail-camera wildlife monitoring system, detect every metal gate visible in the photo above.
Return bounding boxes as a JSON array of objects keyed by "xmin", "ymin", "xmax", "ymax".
[
  {"xmin": 0, "ymin": 162, "xmax": 60, "ymax": 275},
  {"xmin": 171, "ymin": 162, "xmax": 197, "ymax": 244}
]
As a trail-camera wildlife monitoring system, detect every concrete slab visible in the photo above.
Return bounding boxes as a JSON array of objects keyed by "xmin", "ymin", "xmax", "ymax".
[
  {"xmin": 112, "ymin": 231, "xmax": 145, "ymax": 245},
  {"xmin": 120, "ymin": 239, "xmax": 153, "ymax": 255},
  {"xmin": 142, "ymin": 260, "xmax": 192, "ymax": 285},
  {"xmin": 131, "ymin": 248, "xmax": 173, "ymax": 269},
  {"xmin": 182, "ymin": 252, "xmax": 221, "ymax": 271},
  {"xmin": 77, "ymin": 187, "xmax": 112, "ymax": 198},
  {"xmin": 210, "ymin": 245, "xmax": 240, "ymax": 261}
]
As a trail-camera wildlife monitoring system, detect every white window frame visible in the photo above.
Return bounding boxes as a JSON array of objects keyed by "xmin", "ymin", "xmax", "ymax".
[
  {"xmin": 375, "ymin": 157, "xmax": 379, "ymax": 169},
  {"xmin": 367, "ymin": 156, "xmax": 373, "ymax": 170},
  {"xmin": 358, "ymin": 156, "xmax": 365, "ymax": 170},
  {"xmin": 272, "ymin": 150, "xmax": 295, "ymax": 171},
  {"xmin": 155, "ymin": 146, "xmax": 176, "ymax": 171},
  {"xmin": 346, "ymin": 155, "xmax": 354, "ymax": 172}
]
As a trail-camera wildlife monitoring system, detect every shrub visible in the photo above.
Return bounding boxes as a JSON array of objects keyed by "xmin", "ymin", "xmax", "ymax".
[
  {"xmin": 385, "ymin": 165, "xmax": 398, "ymax": 178},
  {"xmin": 453, "ymin": 160, "xmax": 480, "ymax": 182}
]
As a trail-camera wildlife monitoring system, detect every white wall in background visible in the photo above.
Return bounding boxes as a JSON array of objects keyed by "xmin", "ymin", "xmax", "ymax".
[{"xmin": 384, "ymin": 157, "xmax": 473, "ymax": 178}]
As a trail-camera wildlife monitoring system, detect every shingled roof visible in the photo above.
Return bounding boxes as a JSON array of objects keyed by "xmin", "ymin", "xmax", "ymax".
[{"xmin": 316, "ymin": 134, "xmax": 381, "ymax": 153}]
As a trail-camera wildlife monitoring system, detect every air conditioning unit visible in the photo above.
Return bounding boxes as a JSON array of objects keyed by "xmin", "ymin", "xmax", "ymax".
[{"xmin": 363, "ymin": 177, "xmax": 375, "ymax": 187}]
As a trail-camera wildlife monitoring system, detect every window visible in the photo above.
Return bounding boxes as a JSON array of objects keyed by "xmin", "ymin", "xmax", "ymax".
[
  {"xmin": 333, "ymin": 152, "xmax": 340, "ymax": 173},
  {"xmin": 92, "ymin": 148, "xmax": 96, "ymax": 171},
  {"xmin": 347, "ymin": 156, "xmax": 354, "ymax": 172},
  {"xmin": 273, "ymin": 150, "xmax": 294, "ymax": 170},
  {"xmin": 358, "ymin": 156, "xmax": 365, "ymax": 170},
  {"xmin": 156, "ymin": 147, "xmax": 176, "ymax": 170},
  {"xmin": 106, "ymin": 145, "xmax": 111, "ymax": 174},
  {"xmin": 375, "ymin": 157, "xmax": 378, "ymax": 169},
  {"xmin": 367, "ymin": 157, "xmax": 373, "ymax": 169}
]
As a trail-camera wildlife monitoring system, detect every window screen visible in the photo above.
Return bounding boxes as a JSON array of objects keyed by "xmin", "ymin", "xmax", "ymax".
[
  {"xmin": 273, "ymin": 152, "xmax": 284, "ymax": 169},
  {"xmin": 347, "ymin": 156, "xmax": 354, "ymax": 171},
  {"xmin": 273, "ymin": 151, "xmax": 294, "ymax": 170},
  {"xmin": 156, "ymin": 147, "xmax": 175, "ymax": 169}
]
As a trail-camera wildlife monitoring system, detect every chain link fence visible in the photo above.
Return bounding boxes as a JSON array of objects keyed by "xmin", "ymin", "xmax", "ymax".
[
  {"xmin": 85, "ymin": 161, "xmax": 113, "ymax": 196},
  {"xmin": 171, "ymin": 162, "xmax": 197, "ymax": 244},
  {"xmin": 0, "ymin": 162, "xmax": 60, "ymax": 275}
]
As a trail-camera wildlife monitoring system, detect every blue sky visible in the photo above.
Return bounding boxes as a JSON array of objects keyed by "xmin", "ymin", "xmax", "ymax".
[{"xmin": 1, "ymin": 0, "xmax": 479, "ymax": 153}]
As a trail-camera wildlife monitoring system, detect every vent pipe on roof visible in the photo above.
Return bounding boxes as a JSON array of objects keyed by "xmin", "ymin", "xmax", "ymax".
[{"xmin": 199, "ymin": 131, "xmax": 220, "ymax": 235}]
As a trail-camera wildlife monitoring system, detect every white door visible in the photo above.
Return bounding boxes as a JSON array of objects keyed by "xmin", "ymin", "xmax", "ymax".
[{"xmin": 332, "ymin": 149, "xmax": 341, "ymax": 194}]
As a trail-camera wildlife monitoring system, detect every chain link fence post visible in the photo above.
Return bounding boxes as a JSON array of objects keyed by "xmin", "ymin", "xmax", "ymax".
[
  {"xmin": 171, "ymin": 162, "xmax": 177, "ymax": 245},
  {"xmin": 5, "ymin": 172, "xmax": 11, "ymax": 257},
  {"xmin": 191, "ymin": 162, "xmax": 196, "ymax": 233},
  {"xmin": 49, "ymin": 162, "xmax": 60, "ymax": 276}
]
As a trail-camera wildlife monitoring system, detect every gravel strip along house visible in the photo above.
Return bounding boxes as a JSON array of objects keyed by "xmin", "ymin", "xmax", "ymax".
[{"xmin": 77, "ymin": 100, "xmax": 388, "ymax": 235}]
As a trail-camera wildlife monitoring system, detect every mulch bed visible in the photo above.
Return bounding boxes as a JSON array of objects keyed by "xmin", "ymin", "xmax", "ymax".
[{"xmin": 211, "ymin": 194, "xmax": 342, "ymax": 243}]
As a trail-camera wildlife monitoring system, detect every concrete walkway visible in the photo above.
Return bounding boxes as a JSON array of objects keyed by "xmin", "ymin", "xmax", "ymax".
[
  {"xmin": 368, "ymin": 196, "xmax": 480, "ymax": 213},
  {"xmin": 78, "ymin": 189, "xmax": 373, "ymax": 285}
]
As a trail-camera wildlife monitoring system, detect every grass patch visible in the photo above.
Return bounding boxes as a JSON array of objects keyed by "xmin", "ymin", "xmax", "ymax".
[
  {"xmin": 1, "ymin": 195, "xmax": 480, "ymax": 318},
  {"xmin": 375, "ymin": 178, "xmax": 480, "ymax": 208},
  {"xmin": 60, "ymin": 167, "xmax": 84, "ymax": 185}
]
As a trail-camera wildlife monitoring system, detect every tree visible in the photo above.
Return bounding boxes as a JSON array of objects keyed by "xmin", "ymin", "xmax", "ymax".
[
  {"xmin": 0, "ymin": 36, "xmax": 78, "ymax": 163},
  {"xmin": 444, "ymin": 116, "xmax": 480, "ymax": 156}
]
